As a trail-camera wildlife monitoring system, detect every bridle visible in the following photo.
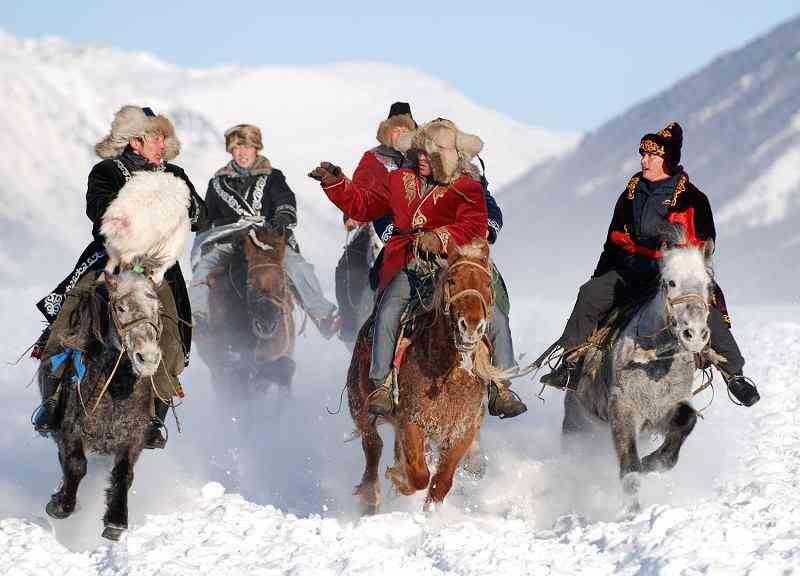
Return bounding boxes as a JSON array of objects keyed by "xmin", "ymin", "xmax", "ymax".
[
  {"xmin": 109, "ymin": 290, "xmax": 163, "ymax": 344},
  {"xmin": 443, "ymin": 259, "xmax": 494, "ymax": 318},
  {"xmin": 663, "ymin": 283, "xmax": 709, "ymax": 329}
]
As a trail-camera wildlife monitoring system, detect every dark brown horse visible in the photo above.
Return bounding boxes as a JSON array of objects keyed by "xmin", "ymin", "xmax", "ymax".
[
  {"xmin": 198, "ymin": 226, "xmax": 296, "ymax": 395},
  {"xmin": 40, "ymin": 258, "xmax": 173, "ymax": 541},
  {"xmin": 348, "ymin": 239, "xmax": 503, "ymax": 514}
]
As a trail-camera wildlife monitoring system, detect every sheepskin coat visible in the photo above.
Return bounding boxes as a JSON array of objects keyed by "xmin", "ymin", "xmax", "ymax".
[{"xmin": 37, "ymin": 150, "xmax": 207, "ymax": 365}]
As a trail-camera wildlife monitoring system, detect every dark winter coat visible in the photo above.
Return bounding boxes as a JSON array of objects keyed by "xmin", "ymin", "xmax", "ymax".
[{"xmin": 36, "ymin": 150, "xmax": 207, "ymax": 365}]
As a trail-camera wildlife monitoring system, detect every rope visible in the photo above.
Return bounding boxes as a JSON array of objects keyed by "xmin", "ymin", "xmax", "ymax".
[{"xmin": 89, "ymin": 347, "xmax": 125, "ymax": 415}]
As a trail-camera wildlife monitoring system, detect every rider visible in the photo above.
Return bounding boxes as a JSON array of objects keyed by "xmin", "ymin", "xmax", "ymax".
[
  {"xmin": 33, "ymin": 105, "xmax": 208, "ymax": 447},
  {"xmin": 190, "ymin": 124, "xmax": 340, "ymax": 338},
  {"xmin": 310, "ymin": 118, "xmax": 527, "ymax": 418},
  {"xmin": 540, "ymin": 122, "xmax": 760, "ymax": 407}
]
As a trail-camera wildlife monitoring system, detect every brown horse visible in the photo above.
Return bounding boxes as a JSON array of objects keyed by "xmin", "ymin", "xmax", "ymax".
[
  {"xmin": 198, "ymin": 226, "xmax": 296, "ymax": 395},
  {"xmin": 348, "ymin": 239, "xmax": 503, "ymax": 514}
]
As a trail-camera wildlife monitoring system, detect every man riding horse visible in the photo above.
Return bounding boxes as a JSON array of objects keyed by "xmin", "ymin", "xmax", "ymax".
[
  {"xmin": 540, "ymin": 121, "xmax": 760, "ymax": 407},
  {"xmin": 190, "ymin": 124, "xmax": 339, "ymax": 340},
  {"xmin": 310, "ymin": 117, "xmax": 527, "ymax": 419},
  {"xmin": 33, "ymin": 105, "xmax": 207, "ymax": 448}
]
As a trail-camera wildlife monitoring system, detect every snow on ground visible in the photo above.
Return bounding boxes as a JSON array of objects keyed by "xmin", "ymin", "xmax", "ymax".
[{"xmin": 1, "ymin": 303, "xmax": 799, "ymax": 575}]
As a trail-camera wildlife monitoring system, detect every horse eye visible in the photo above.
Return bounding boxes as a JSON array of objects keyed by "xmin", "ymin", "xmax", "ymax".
[{"xmin": 668, "ymin": 280, "xmax": 676, "ymax": 288}]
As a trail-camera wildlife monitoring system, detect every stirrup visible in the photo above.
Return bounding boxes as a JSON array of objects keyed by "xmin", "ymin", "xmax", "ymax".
[
  {"xmin": 488, "ymin": 384, "xmax": 527, "ymax": 419},
  {"xmin": 144, "ymin": 418, "xmax": 168, "ymax": 450},
  {"xmin": 366, "ymin": 385, "xmax": 394, "ymax": 416},
  {"xmin": 31, "ymin": 398, "xmax": 58, "ymax": 436}
]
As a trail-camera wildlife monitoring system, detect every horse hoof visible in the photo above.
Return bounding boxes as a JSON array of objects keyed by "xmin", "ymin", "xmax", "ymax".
[
  {"xmin": 45, "ymin": 497, "xmax": 74, "ymax": 519},
  {"xmin": 102, "ymin": 524, "xmax": 127, "ymax": 541}
]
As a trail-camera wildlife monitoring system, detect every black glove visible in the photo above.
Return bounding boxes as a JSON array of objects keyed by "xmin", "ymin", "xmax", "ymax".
[
  {"xmin": 727, "ymin": 375, "xmax": 760, "ymax": 407},
  {"xmin": 308, "ymin": 162, "xmax": 344, "ymax": 185}
]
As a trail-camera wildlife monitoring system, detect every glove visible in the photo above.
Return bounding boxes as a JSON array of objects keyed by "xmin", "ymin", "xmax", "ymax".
[
  {"xmin": 416, "ymin": 231, "xmax": 443, "ymax": 257},
  {"xmin": 308, "ymin": 162, "xmax": 344, "ymax": 185}
]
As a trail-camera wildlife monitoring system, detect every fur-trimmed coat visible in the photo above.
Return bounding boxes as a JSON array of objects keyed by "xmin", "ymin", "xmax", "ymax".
[
  {"xmin": 203, "ymin": 157, "xmax": 297, "ymax": 237},
  {"xmin": 323, "ymin": 170, "xmax": 488, "ymax": 291},
  {"xmin": 37, "ymin": 150, "xmax": 207, "ymax": 365}
]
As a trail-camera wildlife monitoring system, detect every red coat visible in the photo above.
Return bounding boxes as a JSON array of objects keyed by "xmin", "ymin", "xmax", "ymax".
[{"xmin": 323, "ymin": 169, "xmax": 488, "ymax": 290}]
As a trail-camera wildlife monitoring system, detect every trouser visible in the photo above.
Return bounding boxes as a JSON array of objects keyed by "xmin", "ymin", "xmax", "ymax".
[
  {"xmin": 191, "ymin": 242, "xmax": 336, "ymax": 321},
  {"xmin": 558, "ymin": 270, "xmax": 745, "ymax": 374},
  {"xmin": 369, "ymin": 269, "xmax": 516, "ymax": 383}
]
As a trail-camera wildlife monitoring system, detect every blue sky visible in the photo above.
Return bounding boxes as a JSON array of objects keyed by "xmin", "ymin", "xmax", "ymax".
[{"xmin": 4, "ymin": 1, "xmax": 798, "ymax": 131}]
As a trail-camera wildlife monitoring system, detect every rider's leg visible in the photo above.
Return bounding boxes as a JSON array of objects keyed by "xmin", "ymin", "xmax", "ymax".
[
  {"xmin": 486, "ymin": 305, "xmax": 527, "ymax": 418},
  {"xmin": 708, "ymin": 307, "xmax": 759, "ymax": 406},
  {"xmin": 368, "ymin": 272, "xmax": 413, "ymax": 415},
  {"xmin": 282, "ymin": 247, "xmax": 339, "ymax": 338},
  {"xmin": 188, "ymin": 242, "xmax": 236, "ymax": 332},
  {"xmin": 541, "ymin": 270, "xmax": 625, "ymax": 388}
]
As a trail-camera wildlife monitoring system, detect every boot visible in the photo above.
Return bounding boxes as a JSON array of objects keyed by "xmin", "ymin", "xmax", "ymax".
[
  {"xmin": 144, "ymin": 398, "xmax": 169, "ymax": 449},
  {"xmin": 315, "ymin": 311, "xmax": 342, "ymax": 340},
  {"xmin": 367, "ymin": 376, "xmax": 394, "ymax": 416},
  {"xmin": 487, "ymin": 382, "xmax": 527, "ymax": 419},
  {"xmin": 725, "ymin": 374, "xmax": 760, "ymax": 407},
  {"xmin": 33, "ymin": 371, "xmax": 60, "ymax": 435},
  {"xmin": 540, "ymin": 360, "xmax": 577, "ymax": 391}
]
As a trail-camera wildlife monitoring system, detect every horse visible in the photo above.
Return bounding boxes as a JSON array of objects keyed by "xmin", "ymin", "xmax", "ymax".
[
  {"xmin": 197, "ymin": 226, "xmax": 295, "ymax": 396},
  {"xmin": 347, "ymin": 239, "xmax": 503, "ymax": 514},
  {"xmin": 39, "ymin": 257, "xmax": 168, "ymax": 541},
  {"xmin": 562, "ymin": 239, "xmax": 716, "ymax": 513}
]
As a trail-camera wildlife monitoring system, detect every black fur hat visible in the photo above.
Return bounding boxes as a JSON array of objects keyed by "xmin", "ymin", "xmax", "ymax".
[{"xmin": 639, "ymin": 121, "xmax": 683, "ymax": 172}]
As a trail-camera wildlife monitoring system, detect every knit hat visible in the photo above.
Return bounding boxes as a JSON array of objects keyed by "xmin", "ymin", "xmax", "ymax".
[
  {"xmin": 225, "ymin": 124, "xmax": 263, "ymax": 152},
  {"xmin": 376, "ymin": 102, "xmax": 417, "ymax": 148},
  {"xmin": 95, "ymin": 105, "xmax": 180, "ymax": 160},
  {"xmin": 639, "ymin": 121, "xmax": 683, "ymax": 172}
]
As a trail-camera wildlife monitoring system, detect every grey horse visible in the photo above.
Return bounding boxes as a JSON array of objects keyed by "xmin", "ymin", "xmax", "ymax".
[
  {"xmin": 40, "ymin": 259, "xmax": 166, "ymax": 541},
  {"xmin": 563, "ymin": 239, "xmax": 715, "ymax": 513}
]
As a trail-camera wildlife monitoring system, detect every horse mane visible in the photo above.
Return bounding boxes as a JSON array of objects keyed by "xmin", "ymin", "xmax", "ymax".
[{"xmin": 61, "ymin": 284, "xmax": 108, "ymax": 351}]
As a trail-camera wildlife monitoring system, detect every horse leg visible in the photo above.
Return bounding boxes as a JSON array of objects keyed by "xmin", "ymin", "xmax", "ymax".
[
  {"xmin": 353, "ymin": 425, "xmax": 383, "ymax": 516},
  {"xmin": 46, "ymin": 437, "xmax": 86, "ymax": 519},
  {"xmin": 102, "ymin": 447, "xmax": 139, "ymax": 541},
  {"xmin": 610, "ymin": 401, "xmax": 642, "ymax": 514},
  {"xmin": 461, "ymin": 407, "xmax": 486, "ymax": 478},
  {"xmin": 386, "ymin": 423, "xmax": 429, "ymax": 496},
  {"xmin": 426, "ymin": 424, "xmax": 478, "ymax": 508},
  {"xmin": 642, "ymin": 402, "xmax": 697, "ymax": 473}
]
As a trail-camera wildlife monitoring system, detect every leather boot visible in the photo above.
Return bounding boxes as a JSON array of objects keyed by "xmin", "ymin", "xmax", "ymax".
[
  {"xmin": 487, "ymin": 382, "xmax": 528, "ymax": 419},
  {"xmin": 144, "ymin": 398, "xmax": 169, "ymax": 449},
  {"xmin": 367, "ymin": 377, "xmax": 394, "ymax": 416},
  {"xmin": 726, "ymin": 374, "xmax": 760, "ymax": 407},
  {"xmin": 540, "ymin": 360, "xmax": 577, "ymax": 390}
]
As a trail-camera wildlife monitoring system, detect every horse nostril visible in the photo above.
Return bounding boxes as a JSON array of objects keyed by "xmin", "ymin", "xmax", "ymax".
[
  {"xmin": 682, "ymin": 329, "xmax": 694, "ymax": 340},
  {"xmin": 135, "ymin": 352, "xmax": 145, "ymax": 364},
  {"xmin": 458, "ymin": 318, "xmax": 468, "ymax": 334}
]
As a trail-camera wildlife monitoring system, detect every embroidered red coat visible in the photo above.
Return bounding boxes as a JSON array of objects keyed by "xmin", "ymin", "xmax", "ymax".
[{"xmin": 322, "ymin": 169, "xmax": 488, "ymax": 290}]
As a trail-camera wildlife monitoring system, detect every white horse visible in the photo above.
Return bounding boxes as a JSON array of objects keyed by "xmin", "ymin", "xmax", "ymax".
[{"xmin": 563, "ymin": 237, "xmax": 716, "ymax": 513}]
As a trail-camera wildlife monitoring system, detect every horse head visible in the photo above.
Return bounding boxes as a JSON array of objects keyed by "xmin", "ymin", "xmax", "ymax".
[
  {"xmin": 242, "ymin": 226, "xmax": 289, "ymax": 340},
  {"xmin": 104, "ymin": 255, "xmax": 164, "ymax": 377},
  {"xmin": 659, "ymin": 236, "xmax": 714, "ymax": 354},
  {"xmin": 439, "ymin": 239, "xmax": 494, "ymax": 354}
]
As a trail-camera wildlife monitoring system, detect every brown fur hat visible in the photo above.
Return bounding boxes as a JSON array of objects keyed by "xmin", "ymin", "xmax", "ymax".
[
  {"xmin": 396, "ymin": 118, "xmax": 483, "ymax": 184},
  {"xmin": 376, "ymin": 114, "xmax": 417, "ymax": 148},
  {"xmin": 225, "ymin": 124, "xmax": 263, "ymax": 152},
  {"xmin": 95, "ymin": 105, "xmax": 180, "ymax": 161}
]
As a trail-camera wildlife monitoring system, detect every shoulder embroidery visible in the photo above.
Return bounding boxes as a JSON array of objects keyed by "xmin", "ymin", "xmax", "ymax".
[
  {"xmin": 402, "ymin": 172, "xmax": 418, "ymax": 204},
  {"xmin": 251, "ymin": 175, "xmax": 268, "ymax": 213},
  {"xmin": 113, "ymin": 159, "xmax": 132, "ymax": 182},
  {"xmin": 626, "ymin": 175, "xmax": 640, "ymax": 200},
  {"xmin": 669, "ymin": 174, "xmax": 687, "ymax": 207}
]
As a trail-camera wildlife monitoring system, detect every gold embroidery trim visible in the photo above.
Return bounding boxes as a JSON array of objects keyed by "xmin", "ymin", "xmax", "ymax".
[
  {"xmin": 434, "ymin": 227, "xmax": 450, "ymax": 252},
  {"xmin": 640, "ymin": 139, "xmax": 665, "ymax": 156},
  {"xmin": 431, "ymin": 185, "xmax": 446, "ymax": 205},
  {"xmin": 626, "ymin": 175, "xmax": 640, "ymax": 200},
  {"xmin": 402, "ymin": 172, "xmax": 418, "ymax": 204},
  {"xmin": 412, "ymin": 212, "xmax": 427, "ymax": 229},
  {"xmin": 670, "ymin": 173, "xmax": 687, "ymax": 207},
  {"xmin": 658, "ymin": 122, "xmax": 677, "ymax": 138}
]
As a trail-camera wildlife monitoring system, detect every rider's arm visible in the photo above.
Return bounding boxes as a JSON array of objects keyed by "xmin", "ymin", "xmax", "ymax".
[
  {"xmin": 436, "ymin": 179, "xmax": 488, "ymax": 251},
  {"xmin": 481, "ymin": 175, "xmax": 503, "ymax": 244},
  {"xmin": 322, "ymin": 162, "xmax": 392, "ymax": 223},
  {"xmin": 692, "ymin": 191, "xmax": 716, "ymax": 243},
  {"xmin": 170, "ymin": 166, "xmax": 207, "ymax": 232},
  {"xmin": 592, "ymin": 191, "xmax": 627, "ymax": 278},
  {"xmin": 268, "ymin": 170, "xmax": 298, "ymax": 229},
  {"xmin": 86, "ymin": 161, "xmax": 120, "ymax": 230}
]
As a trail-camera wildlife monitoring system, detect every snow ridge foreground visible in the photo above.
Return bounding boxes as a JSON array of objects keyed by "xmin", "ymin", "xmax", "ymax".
[{"xmin": 1, "ymin": 323, "xmax": 799, "ymax": 575}]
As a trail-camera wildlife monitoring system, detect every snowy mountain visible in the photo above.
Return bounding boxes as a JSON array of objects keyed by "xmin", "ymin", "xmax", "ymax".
[
  {"xmin": 0, "ymin": 30, "xmax": 578, "ymax": 289},
  {"xmin": 495, "ymin": 16, "xmax": 800, "ymax": 304}
]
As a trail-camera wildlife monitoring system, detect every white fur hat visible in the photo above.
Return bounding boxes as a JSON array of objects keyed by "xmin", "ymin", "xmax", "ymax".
[
  {"xmin": 395, "ymin": 118, "xmax": 483, "ymax": 184},
  {"xmin": 95, "ymin": 105, "xmax": 180, "ymax": 161}
]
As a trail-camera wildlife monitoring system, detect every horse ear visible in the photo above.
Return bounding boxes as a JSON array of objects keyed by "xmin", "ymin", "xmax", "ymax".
[{"xmin": 703, "ymin": 239, "xmax": 715, "ymax": 261}]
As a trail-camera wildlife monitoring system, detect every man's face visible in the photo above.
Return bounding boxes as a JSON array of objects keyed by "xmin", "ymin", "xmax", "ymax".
[
  {"xmin": 232, "ymin": 145, "xmax": 258, "ymax": 169},
  {"xmin": 389, "ymin": 126, "xmax": 410, "ymax": 150},
  {"xmin": 418, "ymin": 152, "xmax": 432, "ymax": 177},
  {"xmin": 640, "ymin": 151, "xmax": 669, "ymax": 182},
  {"xmin": 131, "ymin": 134, "xmax": 166, "ymax": 165}
]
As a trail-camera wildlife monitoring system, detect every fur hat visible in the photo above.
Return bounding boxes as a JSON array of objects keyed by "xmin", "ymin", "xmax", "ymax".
[
  {"xmin": 225, "ymin": 124, "xmax": 263, "ymax": 152},
  {"xmin": 376, "ymin": 102, "xmax": 417, "ymax": 148},
  {"xmin": 95, "ymin": 105, "xmax": 180, "ymax": 161},
  {"xmin": 639, "ymin": 121, "xmax": 683, "ymax": 172},
  {"xmin": 395, "ymin": 118, "xmax": 483, "ymax": 184}
]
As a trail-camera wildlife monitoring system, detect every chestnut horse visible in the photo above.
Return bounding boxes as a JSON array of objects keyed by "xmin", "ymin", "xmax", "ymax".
[
  {"xmin": 198, "ymin": 226, "xmax": 295, "ymax": 395},
  {"xmin": 348, "ymin": 239, "xmax": 503, "ymax": 514}
]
